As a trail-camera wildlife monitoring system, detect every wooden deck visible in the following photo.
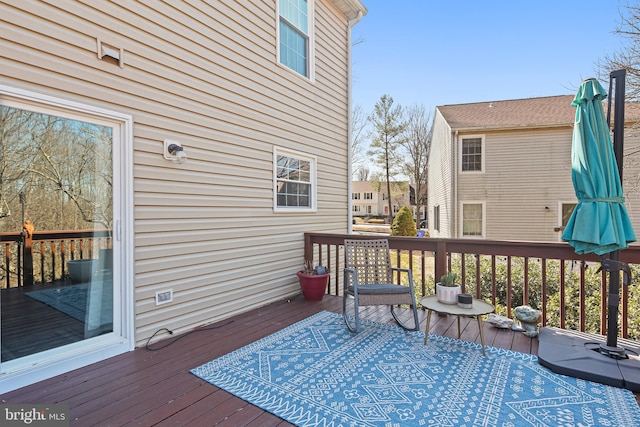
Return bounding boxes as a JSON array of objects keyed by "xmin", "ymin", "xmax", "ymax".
[
  {"xmin": 0, "ymin": 293, "xmax": 602, "ymax": 426},
  {"xmin": 1, "ymin": 282, "xmax": 85, "ymax": 361}
]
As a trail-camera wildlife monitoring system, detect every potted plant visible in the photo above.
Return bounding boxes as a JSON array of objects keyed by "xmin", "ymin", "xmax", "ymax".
[
  {"xmin": 296, "ymin": 261, "xmax": 330, "ymax": 301},
  {"xmin": 436, "ymin": 272, "xmax": 462, "ymax": 304}
]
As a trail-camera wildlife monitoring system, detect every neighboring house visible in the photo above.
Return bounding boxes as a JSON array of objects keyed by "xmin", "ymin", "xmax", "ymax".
[
  {"xmin": 0, "ymin": 0, "xmax": 366, "ymax": 392},
  {"xmin": 351, "ymin": 180, "xmax": 413, "ymax": 218},
  {"xmin": 427, "ymin": 95, "xmax": 640, "ymax": 241}
]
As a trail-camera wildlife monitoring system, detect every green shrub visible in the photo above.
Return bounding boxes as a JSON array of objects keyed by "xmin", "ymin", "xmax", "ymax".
[{"xmin": 391, "ymin": 206, "xmax": 416, "ymax": 237}]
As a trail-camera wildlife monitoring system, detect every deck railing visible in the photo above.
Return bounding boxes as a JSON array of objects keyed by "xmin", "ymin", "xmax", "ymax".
[
  {"xmin": 0, "ymin": 229, "xmax": 111, "ymax": 288},
  {"xmin": 304, "ymin": 232, "xmax": 640, "ymax": 339}
]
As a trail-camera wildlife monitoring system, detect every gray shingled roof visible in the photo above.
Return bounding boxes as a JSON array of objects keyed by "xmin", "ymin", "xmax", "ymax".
[{"xmin": 437, "ymin": 95, "xmax": 576, "ymax": 131}]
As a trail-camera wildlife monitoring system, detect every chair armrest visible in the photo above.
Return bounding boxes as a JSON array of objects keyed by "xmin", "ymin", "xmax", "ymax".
[
  {"xmin": 390, "ymin": 267, "xmax": 414, "ymax": 286},
  {"xmin": 390, "ymin": 267, "xmax": 411, "ymax": 274},
  {"xmin": 343, "ymin": 268, "xmax": 358, "ymax": 291}
]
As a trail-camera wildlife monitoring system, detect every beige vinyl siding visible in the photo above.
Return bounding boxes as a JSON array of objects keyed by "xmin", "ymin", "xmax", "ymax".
[
  {"xmin": 457, "ymin": 128, "xmax": 576, "ymax": 241},
  {"xmin": 427, "ymin": 110, "xmax": 454, "ymax": 237},
  {"xmin": 1, "ymin": 0, "xmax": 352, "ymax": 345}
]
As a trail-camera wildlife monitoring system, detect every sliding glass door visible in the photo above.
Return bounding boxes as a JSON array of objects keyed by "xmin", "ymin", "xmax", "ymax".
[{"xmin": 0, "ymin": 89, "xmax": 129, "ymax": 372}]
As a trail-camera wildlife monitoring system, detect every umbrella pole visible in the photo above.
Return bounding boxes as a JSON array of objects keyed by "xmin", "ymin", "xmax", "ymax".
[
  {"xmin": 604, "ymin": 251, "xmax": 623, "ymax": 353},
  {"xmin": 599, "ymin": 252, "xmax": 632, "ymax": 358},
  {"xmin": 601, "ymin": 69, "xmax": 629, "ymax": 358}
]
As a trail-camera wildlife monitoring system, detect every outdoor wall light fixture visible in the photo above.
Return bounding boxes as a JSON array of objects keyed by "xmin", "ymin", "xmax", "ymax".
[
  {"xmin": 163, "ymin": 139, "xmax": 188, "ymax": 164},
  {"xmin": 544, "ymin": 206, "xmax": 551, "ymax": 211}
]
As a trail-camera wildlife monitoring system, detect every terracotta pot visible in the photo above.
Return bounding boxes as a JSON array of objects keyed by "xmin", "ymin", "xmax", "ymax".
[
  {"xmin": 296, "ymin": 271, "xmax": 330, "ymax": 301},
  {"xmin": 436, "ymin": 283, "xmax": 461, "ymax": 305}
]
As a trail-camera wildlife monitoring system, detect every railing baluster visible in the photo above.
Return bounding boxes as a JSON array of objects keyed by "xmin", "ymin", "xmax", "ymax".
[
  {"xmin": 523, "ymin": 257, "xmax": 529, "ymax": 306},
  {"xmin": 507, "ymin": 256, "xmax": 512, "ymax": 318},
  {"xmin": 39, "ymin": 241, "xmax": 45, "ymax": 283},
  {"xmin": 601, "ymin": 267, "xmax": 608, "ymax": 336},
  {"xmin": 560, "ymin": 260, "xmax": 566, "ymax": 329},
  {"xmin": 541, "ymin": 258, "xmax": 547, "ymax": 326},
  {"xmin": 61, "ymin": 240, "xmax": 66, "ymax": 282},
  {"xmin": 580, "ymin": 261, "xmax": 586, "ymax": 332},
  {"xmin": 491, "ymin": 255, "xmax": 497, "ymax": 307},
  {"xmin": 622, "ymin": 271, "xmax": 629, "ymax": 338},
  {"xmin": 475, "ymin": 254, "xmax": 481, "ymax": 299},
  {"xmin": 420, "ymin": 250, "xmax": 426, "ymax": 296},
  {"xmin": 4, "ymin": 244, "xmax": 10, "ymax": 288},
  {"xmin": 461, "ymin": 253, "xmax": 466, "ymax": 293}
]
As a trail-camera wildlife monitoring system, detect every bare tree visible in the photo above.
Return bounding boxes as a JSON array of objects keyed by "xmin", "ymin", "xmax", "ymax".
[
  {"xmin": 402, "ymin": 105, "xmax": 432, "ymax": 226},
  {"xmin": 596, "ymin": 2, "xmax": 640, "ymax": 102},
  {"xmin": 368, "ymin": 95, "xmax": 407, "ymax": 222},
  {"xmin": 351, "ymin": 104, "xmax": 369, "ymax": 180},
  {"xmin": 596, "ymin": 2, "xmax": 640, "ymax": 192},
  {"xmin": 0, "ymin": 107, "xmax": 113, "ymax": 232},
  {"xmin": 355, "ymin": 166, "xmax": 369, "ymax": 181}
]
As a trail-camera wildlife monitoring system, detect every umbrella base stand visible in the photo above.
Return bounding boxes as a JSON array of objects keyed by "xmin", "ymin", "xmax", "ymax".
[
  {"xmin": 599, "ymin": 343, "xmax": 627, "ymax": 359},
  {"xmin": 538, "ymin": 327, "xmax": 640, "ymax": 392}
]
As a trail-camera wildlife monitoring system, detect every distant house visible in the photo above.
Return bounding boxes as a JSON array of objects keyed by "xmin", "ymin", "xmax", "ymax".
[
  {"xmin": 0, "ymin": 0, "xmax": 366, "ymax": 392},
  {"xmin": 427, "ymin": 95, "xmax": 640, "ymax": 241},
  {"xmin": 352, "ymin": 181, "xmax": 414, "ymax": 218}
]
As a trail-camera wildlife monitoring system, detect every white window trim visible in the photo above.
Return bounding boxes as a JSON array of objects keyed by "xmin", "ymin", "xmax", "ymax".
[
  {"xmin": 459, "ymin": 200, "xmax": 486, "ymax": 239},
  {"xmin": 0, "ymin": 84, "xmax": 134, "ymax": 393},
  {"xmin": 459, "ymin": 134, "xmax": 485, "ymax": 174},
  {"xmin": 276, "ymin": 0, "xmax": 316, "ymax": 82},
  {"xmin": 273, "ymin": 146, "xmax": 317, "ymax": 213}
]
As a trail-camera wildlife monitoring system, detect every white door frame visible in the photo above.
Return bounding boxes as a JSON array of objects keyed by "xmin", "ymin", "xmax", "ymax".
[{"xmin": 0, "ymin": 85, "xmax": 134, "ymax": 393}]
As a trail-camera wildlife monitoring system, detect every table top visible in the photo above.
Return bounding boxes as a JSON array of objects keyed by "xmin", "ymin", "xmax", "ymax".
[{"xmin": 420, "ymin": 295, "xmax": 494, "ymax": 316}]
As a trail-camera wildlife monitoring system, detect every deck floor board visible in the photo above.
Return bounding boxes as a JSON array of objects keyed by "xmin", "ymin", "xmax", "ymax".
[{"xmin": 2, "ymin": 293, "xmax": 637, "ymax": 425}]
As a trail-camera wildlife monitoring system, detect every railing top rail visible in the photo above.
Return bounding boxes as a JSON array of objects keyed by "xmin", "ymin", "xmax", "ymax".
[
  {"xmin": 303, "ymin": 232, "xmax": 640, "ymax": 263},
  {"xmin": 0, "ymin": 229, "xmax": 111, "ymax": 242}
]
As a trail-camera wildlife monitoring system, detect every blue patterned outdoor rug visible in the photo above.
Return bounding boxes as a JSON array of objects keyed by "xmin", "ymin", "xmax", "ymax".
[
  {"xmin": 191, "ymin": 311, "xmax": 640, "ymax": 426},
  {"xmin": 26, "ymin": 284, "xmax": 89, "ymax": 321}
]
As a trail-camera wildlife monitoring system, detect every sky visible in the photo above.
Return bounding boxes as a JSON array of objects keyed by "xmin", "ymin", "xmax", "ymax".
[{"xmin": 351, "ymin": 1, "xmax": 626, "ymax": 115}]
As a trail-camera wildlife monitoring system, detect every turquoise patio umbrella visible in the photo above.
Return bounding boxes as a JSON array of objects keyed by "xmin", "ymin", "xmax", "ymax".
[{"xmin": 562, "ymin": 78, "xmax": 636, "ymax": 255}]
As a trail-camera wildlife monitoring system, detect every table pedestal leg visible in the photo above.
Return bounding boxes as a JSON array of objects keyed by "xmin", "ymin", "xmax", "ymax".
[
  {"xmin": 424, "ymin": 309, "xmax": 432, "ymax": 344},
  {"xmin": 477, "ymin": 315, "xmax": 486, "ymax": 356}
]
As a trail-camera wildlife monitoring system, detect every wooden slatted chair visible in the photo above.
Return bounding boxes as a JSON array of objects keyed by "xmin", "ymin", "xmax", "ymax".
[{"xmin": 343, "ymin": 239, "xmax": 419, "ymax": 332}]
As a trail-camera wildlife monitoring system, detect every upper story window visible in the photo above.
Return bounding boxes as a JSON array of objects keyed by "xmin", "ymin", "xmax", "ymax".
[
  {"xmin": 274, "ymin": 147, "xmax": 316, "ymax": 212},
  {"xmin": 352, "ymin": 193, "xmax": 360, "ymax": 200},
  {"xmin": 364, "ymin": 192, "xmax": 373, "ymax": 200},
  {"xmin": 461, "ymin": 136, "xmax": 484, "ymax": 172},
  {"xmin": 278, "ymin": 0, "xmax": 313, "ymax": 78}
]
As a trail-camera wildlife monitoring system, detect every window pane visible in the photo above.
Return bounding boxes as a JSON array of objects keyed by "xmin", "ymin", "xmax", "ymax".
[
  {"xmin": 562, "ymin": 203, "xmax": 577, "ymax": 227},
  {"xmin": 279, "ymin": 0, "xmax": 308, "ymax": 33},
  {"xmin": 279, "ymin": 21, "xmax": 307, "ymax": 76},
  {"xmin": 462, "ymin": 138, "xmax": 482, "ymax": 171},
  {"xmin": 463, "ymin": 203, "xmax": 483, "ymax": 236},
  {"xmin": 275, "ymin": 152, "xmax": 313, "ymax": 209},
  {"xmin": 279, "ymin": 0, "xmax": 308, "ymax": 77},
  {"xmin": 0, "ymin": 105, "xmax": 114, "ymax": 361}
]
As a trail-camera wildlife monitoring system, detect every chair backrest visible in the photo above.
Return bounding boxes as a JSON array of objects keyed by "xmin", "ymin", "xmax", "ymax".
[{"xmin": 344, "ymin": 239, "xmax": 393, "ymax": 285}]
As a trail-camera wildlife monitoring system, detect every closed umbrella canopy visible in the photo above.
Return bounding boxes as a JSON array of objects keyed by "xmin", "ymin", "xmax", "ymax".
[{"xmin": 562, "ymin": 78, "xmax": 636, "ymax": 255}]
